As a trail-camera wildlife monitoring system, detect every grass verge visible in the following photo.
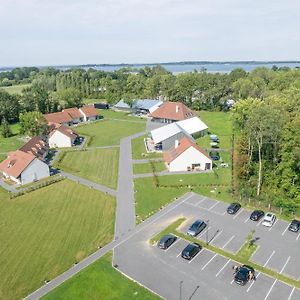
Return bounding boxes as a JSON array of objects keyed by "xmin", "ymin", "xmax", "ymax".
[
  {"xmin": 131, "ymin": 135, "xmax": 163, "ymax": 160},
  {"xmin": 133, "ymin": 162, "xmax": 166, "ymax": 174}
]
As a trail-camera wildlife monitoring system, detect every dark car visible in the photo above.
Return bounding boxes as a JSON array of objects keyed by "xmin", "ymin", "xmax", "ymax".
[
  {"xmin": 227, "ymin": 203, "xmax": 241, "ymax": 215},
  {"xmin": 234, "ymin": 265, "xmax": 255, "ymax": 285},
  {"xmin": 187, "ymin": 220, "xmax": 207, "ymax": 236},
  {"xmin": 250, "ymin": 210, "xmax": 264, "ymax": 221},
  {"xmin": 157, "ymin": 234, "xmax": 177, "ymax": 249},
  {"xmin": 210, "ymin": 152, "xmax": 220, "ymax": 161},
  {"xmin": 288, "ymin": 220, "xmax": 300, "ymax": 232},
  {"xmin": 181, "ymin": 243, "xmax": 202, "ymax": 260}
]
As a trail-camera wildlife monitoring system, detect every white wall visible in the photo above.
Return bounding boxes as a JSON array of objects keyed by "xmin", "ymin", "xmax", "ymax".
[
  {"xmin": 49, "ymin": 131, "xmax": 72, "ymax": 148},
  {"xmin": 169, "ymin": 147, "xmax": 212, "ymax": 172},
  {"xmin": 20, "ymin": 158, "xmax": 50, "ymax": 185}
]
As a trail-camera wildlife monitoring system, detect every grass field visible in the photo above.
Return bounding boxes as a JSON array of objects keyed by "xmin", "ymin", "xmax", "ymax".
[
  {"xmin": 99, "ymin": 109, "xmax": 146, "ymax": 122},
  {"xmin": 54, "ymin": 148, "xmax": 119, "ymax": 189},
  {"xmin": 76, "ymin": 119, "xmax": 145, "ymax": 147},
  {"xmin": 42, "ymin": 252, "xmax": 160, "ymax": 300},
  {"xmin": 131, "ymin": 135, "xmax": 163, "ymax": 160},
  {"xmin": 0, "ymin": 84, "xmax": 31, "ymax": 94},
  {"xmin": 133, "ymin": 162, "xmax": 166, "ymax": 174},
  {"xmin": 0, "ymin": 180, "xmax": 115, "ymax": 300},
  {"xmin": 0, "ymin": 123, "xmax": 24, "ymax": 153}
]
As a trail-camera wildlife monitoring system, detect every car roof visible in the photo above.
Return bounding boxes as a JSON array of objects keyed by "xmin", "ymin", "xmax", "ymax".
[
  {"xmin": 265, "ymin": 212, "xmax": 274, "ymax": 218},
  {"xmin": 193, "ymin": 219, "xmax": 204, "ymax": 225},
  {"xmin": 160, "ymin": 234, "xmax": 174, "ymax": 242},
  {"xmin": 291, "ymin": 219, "xmax": 300, "ymax": 224}
]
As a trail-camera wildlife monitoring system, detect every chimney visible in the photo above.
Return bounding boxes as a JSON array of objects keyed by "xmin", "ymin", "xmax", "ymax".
[
  {"xmin": 176, "ymin": 105, "xmax": 179, "ymax": 113},
  {"xmin": 175, "ymin": 140, "xmax": 179, "ymax": 148}
]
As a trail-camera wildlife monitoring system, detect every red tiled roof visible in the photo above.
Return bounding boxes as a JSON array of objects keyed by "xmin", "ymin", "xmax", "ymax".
[
  {"xmin": 44, "ymin": 111, "xmax": 73, "ymax": 124},
  {"xmin": 79, "ymin": 106, "xmax": 99, "ymax": 117},
  {"xmin": 63, "ymin": 108, "xmax": 82, "ymax": 119},
  {"xmin": 164, "ymin": 137, "xmax": 211, "ymax": 163},
  {"xmin": 49, "ymin": 125, "xmax": 78, "ymax": 140},
  {"xmin": 19, "ymin": 136, "xmax": 49, "ymax": 160},
  {"xmin": 0, "ymin": 150, "xmax": 36, "ymax": 178},
  {"xmin": 149, "ymin": 102, "xmax": 195, "ymax": 121}
]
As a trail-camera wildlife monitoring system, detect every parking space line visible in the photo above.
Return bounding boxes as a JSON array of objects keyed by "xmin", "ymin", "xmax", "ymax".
[
  {"xmin": 188, "ymin": 249, "xmax": 204, "ymax": 264},
  {"xmin": 280, "ymin": 256, "xmax": 290, "ymax": 274},
  {"xmin": 198, "ymin": 226, "xmax": 211, "ymax": 238},
  {"xmin": 287, "ymin": 287, "xmax": 295, "ymax": 300},
  {"xmin": 196, "ymin": 198, "xmax": 205, "ymax": 206},
  {"xmin": 233, "ymin": 208, "xmax": 243, "ymax": 219},
  {"xmin": 268, "ymin": 219, "xmax": 278, "ymax": 231},
  {"xmin": 264, "ymin": 250, "xmax": 275, "ymax": 267},
  {"xmin": 282, "ymin": 224, "xmax": 290, "ymax": 236},
  {"xmin": 244, "ymin": 217, "xmax": 249, "ymax": 223},
  {"xmin": 256, "ymin": 218, "xmax": 264, "ymax": 227},
  {"xmin": 215, "ymin": 259, "xmax": 231, "ymax": 277},
  {"xmin": 230, "ymin": 278, "xmax": 234, "ymax": 285},
  {"xmin": 296, "ymin": 231, "xmax": 300, "ymax": 241},
  {"xmin": 263, "ymin": 279, "xmax": 277, "ymax": 300},
  {"xmin": 222, "ymin": 211, "xmax": 226, "ymax": 215},
  {"xmin": 201, "ymin": 253, "xmax": 218, "ymax": 270},
  {"xmin": 208, "ymin": 202, "xmax": 219, "ymax": 211},
  {"xmin": 222, "ymin": 235, "xmax": 235, "ymax": 249},
  {"xmin": 165, "ymin": 238, "xmax": 181, "ymax": 252},
  {"xmin": 246, "ymin": 273, "xmax": 260, "ymax": 292},
  {"xmin": 210, "ymin": 229, "xmax": 223, "ymax": 243},
  {"xmin": 177, "ymin": 251, "xmax": 182, "ymax": 258}
]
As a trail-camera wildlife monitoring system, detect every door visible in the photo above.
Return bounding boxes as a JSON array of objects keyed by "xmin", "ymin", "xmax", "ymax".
[{"xmin": 205, "ymin": 163, "xmax": 211, "ymax": 170}]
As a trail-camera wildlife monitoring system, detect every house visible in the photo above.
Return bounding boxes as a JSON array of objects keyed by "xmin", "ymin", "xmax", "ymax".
[
  {"xmin": 63, "ymin": 108, "xmax": 84, "ymax": 124},
  {"xmin": 49, "ymin": 125, "xmax": 78, "ymax": 148},
  {"xmin": 176, "ymin": 116, "xmax": 208, "ymax": 138},
  {"xmin": 0, "ymin": 150, "xmax": 50, "ymax": 185},
  {"xmin": 132, "ymin": 99, "xmax": 163, "ymax": 114},
  {"xmin": 113, "ymin": 99, "xmax": 131, "ymax": 111},
  {"xmin": 149, "ymin": 122, "xmax": 193, "ymax": 151},
  {"xmin": 44, "ymin": 111, "xmax": 73, "ymax": 126},
  {"xmin": 149, "ymin": 101, "xmax": 195, "ymax": 123},
  {"xmin": 19, "ymin": 136, "xmax": 49, "ymax": 161},
  {"xmin": 164, "ymin": 137, "xmax": 212, "ymax": 172},
  {"xmin": 79, "ymin": 106, "xmax": 100, "ymax": 122}
]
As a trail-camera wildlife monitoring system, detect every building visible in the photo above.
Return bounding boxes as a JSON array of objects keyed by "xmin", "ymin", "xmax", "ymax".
[
  {"xmin": 113, "ymin": 99, "xmax": 131, "ymax": 111},
  {"xmin": 49, "ymin": 125, "xmax": 78, "ymax": 148},
  {"xmin": 149, "ymin": 122, "xmax": 193, "ymax": 151},
  {"xmin": 79, "ymin": 106, "xmax": 100, "ymax": 122},
  {"xmin": 63, "ymin": 108, "xmax": 84, "ymax": 124},
  {"xmin": 0, "ymin": 150, "xmax": 50, "ymax": 185},
  {"xmin": 164, "ymin": 137, "xmax": 212, "ymax": 172},
  {"xmin": 19, "ymin": 136, "xmax": 49, "ymax": 161},
  {"xmin": 149, "ymin": 101, "xmax": 195, "ymax": 123},
  {"xmin": 44, "ymin": 111, "xmax": 73, "ymax": 126},
  {"xmin": 176, "ymin": 116, "xmax": 208, "ymax": 138},
  {"xmin": 132, "ymin": 99, "xmax": 163, "ymax": 114}
]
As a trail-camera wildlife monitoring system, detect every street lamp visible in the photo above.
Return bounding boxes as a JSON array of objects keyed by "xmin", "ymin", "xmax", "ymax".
[
  {"xmin": 179, "ymin": 280, "xmax": 183, "ymax": 300},
  {"xmin": 206, "ymin": 219, "xmax": 209, "ymax": 245}
]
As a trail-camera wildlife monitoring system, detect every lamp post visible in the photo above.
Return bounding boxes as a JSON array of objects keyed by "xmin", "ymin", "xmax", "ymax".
[
  {"xmin": 206, "ymin": 219, "xmax": 209, "ymax": 245},
  {"xmin": 179, "ymin": 280, "xmax": 183, "ymax": 300}
]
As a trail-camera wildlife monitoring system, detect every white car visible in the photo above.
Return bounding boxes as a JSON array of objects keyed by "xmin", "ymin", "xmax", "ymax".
[{"xmin": 262, "ymin": 213, "xmax": 276, "ymax": 227}]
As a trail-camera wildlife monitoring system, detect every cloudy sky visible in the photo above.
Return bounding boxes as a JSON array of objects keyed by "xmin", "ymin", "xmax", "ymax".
[{"xmin": 0, "ymin": 0, "xmax": 299, "ymax": 66}]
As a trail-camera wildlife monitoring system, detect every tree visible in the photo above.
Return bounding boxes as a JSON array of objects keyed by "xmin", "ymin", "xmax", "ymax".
[
  {"xmin": 1, "ymin": 117, "xmax": 12, "ymax": 138},
  {"xmin": 19, "ymin": 111, "xmax": 48, "ymax": 137},
  {"xmin": 56, "ymin": 88, "xmax": 83, "ymax": 108},
  {"xmin": 0, "ymin": 90, "xmax": 20, "ymax": 122}
]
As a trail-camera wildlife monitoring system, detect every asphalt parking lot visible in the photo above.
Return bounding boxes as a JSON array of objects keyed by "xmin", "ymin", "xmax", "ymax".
[{"xmin": 113, "ymin": 192, "xmax": 300, "ymax": 300}]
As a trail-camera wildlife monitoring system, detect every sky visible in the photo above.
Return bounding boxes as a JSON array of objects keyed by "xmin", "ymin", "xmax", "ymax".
[{"xmin": 0, "ymin": 0, "xmax": 299, "ymax": 67}]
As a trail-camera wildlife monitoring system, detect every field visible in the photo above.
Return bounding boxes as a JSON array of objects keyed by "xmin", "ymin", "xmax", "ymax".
[
  {"xmin": 133, "ymin": 161, "xmax": 166, "ymax": 174},
  {"xmin": 99, "ymin": 109, "xmax": 146, "ymax": 122},
  {"xmin": 0, "ymin": 123, "xmax": 24, "ymax": 153},
  {"xmin": 131, "ymin": 135, "xmax": 163, "ymax": 160},
  {"xmin": 0, "ymin": 180, "xmax": 115, "ymax": 300},
  {"xmin": 54, "ymin": 148, "xmax": 119, "ymax": 189},
  {"xmin": 42, "ymin": 252, "xmax": 160, "ymax": 300},
  {"xmin": 76, "ymin": 119, "xmax": 145, "ymax": 147},
  {"xmin": 0, "ymin": 84, "xmax": 31, "ymax": 94}
]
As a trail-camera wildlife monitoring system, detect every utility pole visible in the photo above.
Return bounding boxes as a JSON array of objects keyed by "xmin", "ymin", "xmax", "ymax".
[
  {"xmin": 179, "ymin": 280, "xmax": 183, "ymax": 300},
  {"xmin": 206, "ymin": 219, "xmax": 209, "ymax": 245}
]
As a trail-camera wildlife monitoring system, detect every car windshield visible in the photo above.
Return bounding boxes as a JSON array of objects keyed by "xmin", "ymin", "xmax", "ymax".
[
  {"xmin": 191, "ymin": 221, "xmax": 201, "ymax": 228},
  {"xmin": 236, "ymin": 268, "xmax": 249, "ymax": 280}
]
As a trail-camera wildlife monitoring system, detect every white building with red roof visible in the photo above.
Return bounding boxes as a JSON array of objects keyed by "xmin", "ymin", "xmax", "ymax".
[
  {"xmin": 49, "ymin": 125, "xmax": 78, "ymax": 148},
  {"xmin": 164, "ymin": 137, "xmax": 212, "ymax": 172},
  {"xmin": 79, "ymin": 106, "xmax": 100, "ymax": 122},
  {"xmin": 63, "ymin": 108, "xmax": 84, "ymax": 124}
]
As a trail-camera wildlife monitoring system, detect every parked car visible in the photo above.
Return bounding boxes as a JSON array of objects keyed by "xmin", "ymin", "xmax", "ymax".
[
  {"xmin": 262, "ymin": 213, "xmax": 276, "ymax": 227},
  {"xmin": 288, "ymin": 220, "xmax": 300, "ymax": 232},
  {"xmin": 187, "ymin": 220, "xmax": 207, "ymax": 236},
  {"xmin": 227, "ymin": 203, "xmax": 241, "ymax": 215},
  {"xmin": 234, "ymin": 265, "xmax": 255, "ymax": 285},
  {"xmin": 181, "ymin": 243, "xmax": 202, "ymax": 260},
  {"xmin": 210, "ymin": 153, "xmax": 220, "ymax": 161},
  {"xmin": 157, "ymin": 234, "xmax": 177, "ymax": 250},
  {"xmin": 250, "ymin": 210, "xmax": 265, "ymax": 221}
]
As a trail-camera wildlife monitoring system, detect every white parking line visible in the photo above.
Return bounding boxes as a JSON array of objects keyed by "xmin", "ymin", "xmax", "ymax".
[
  {"xmin": 244, "ymin": 217, "xmax": 249, "ymax": 223},
  {"xmin": 296, "ymin": 231, "xmax": 300, "ymax": 241},
  {"xmin": 198, "ymin": 226, "xmax": 211, "ymax": 238},
  {"xmin": 188, "ymin": 249, "xmax": 204, "ymax": 264},
  {"xmin": 256, "ymin": 218, "xmax": 264, "ymax": 227},
  {"xmin": 177, "ymin": 251, "xmax": 182, "ymax": 258},
  {"xmin": 233, "ymin": 208, "xmax": 243, "ymax": 219},
  {"xmin": 201, "ymin": 253, "xmax": 218, "ymax": 270},
  {"xmin": 196, "ymin": 198, "xmax": 205, "ymax": 206},
  {"xmin": 264, "ymin": 279, "xmax": 277, "ymax": 300},
  {"xmin": 222, "ymin": 235, "xmax": 235, "ymax": 249},
  {"xmin": 210, "ymin": 229, "xmax": 223, "ymax": 243},
  {"xmin": 287, "ymin": 287, "xmax": 295, "ymax": 300},
  {"xmin": 280, "ymin": 256, "xmax": 290, "ymax": 274},
  {"xmin": 215, "ymin": 259, "xmax": 231, "ymax": 277},
  {"xmin": 282, "ymin": 224, "xmax": 290, "ymax": 236},
  {"xmin": 165, "ymin": 238, "xmax": 181, "ymax": 252},
  {"xmin": 246, "ymin": 273, "xmax": 260, "ymax": 292},
  {"xmin": 264, "ymin": 250, "xmax": 276, "ymax": 267},
  {"xmin": 268, "ymin": 219, "xmax": 278, "ymax": 231},
  {"xmin": 222, "ymin": 211, "xmax": 226, "ymax": 215},
  {"xmin": 208, "ymin": 202, "xmax": 219, "ymax": 211},
  {"xmin": 230, "ymin": 278, "xmax": 235, "ymax": 285}
]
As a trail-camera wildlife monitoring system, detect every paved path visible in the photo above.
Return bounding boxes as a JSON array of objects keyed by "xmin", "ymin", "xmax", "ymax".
[
  {"xmin": 60, "ymin": 171, "xmax": 117, "ymax": 197},
  {"xmin": 86, "ymin": 145, "xmax": 120, "ymax": 150},
  {"xmin": 0, "ymin": 178, "xmax": 17, "ymax": 193}
]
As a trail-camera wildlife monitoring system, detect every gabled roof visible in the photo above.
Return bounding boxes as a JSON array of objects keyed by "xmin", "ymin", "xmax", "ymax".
[
  {"xmin": 63, "ymin": 108, "xmax": 82, "ymax": 119},
  {"xmin": 133, "ymin": 99, "xmax": 163, "ymax": 110},
  {"xmin": 164, "ymin": 137, "xmax": 211, "ymax": 164},
  {"xmin": 176, "ymin": 117, "xmax": 208, "ymax": 135},
  {"xmin": 0, "ymin": 150, "xmax": 36, "ymax": 178},
  {"xmin": 79, "ymin": 106, "xmax": 99, "ymax": 117},
  {"xmin": 44, "ymin": 111, "xmax": 73, "ymax": 124},
  {"xmin": 19, "ymin": 136, "xmax": 49, "ymax": 160},
  {"xmin": 114, "ymin": 99, "xmax": 131, "ymax": 109},
  {"xmin": 150, "ymin": 123, "xmax": 183, "ymax": 144},
  {"xmin": 50, "ymin": 125, "xmax": 78, "ymax": 140},
  {"xmin": 149, "ymin": 102, "xmax": 195, "ymax": 121}
]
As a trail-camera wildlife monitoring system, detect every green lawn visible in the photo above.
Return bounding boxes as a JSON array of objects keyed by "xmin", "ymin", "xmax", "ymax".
[
  {"xmin": 54, "ymin": 148, "xmax": 119, "ymax": 189},
  {"xmin": 0, "ymin": 123, "xmax": 24, "ymax": 153},
  {"xmin": 134, "ymin": 177, "xmax": 189, "ymax": 223},
  {"xmin": 133, "ymin": 162, "xmax": 166, "ymax": 174},
  {"xmin": 42, "ymin": 252, "xmax": 160, "ymax": 300},
  {"xmin": 131, "ymin": 135, "xmax": 163, "ymax": 160},
  {"xmin": 76, "ymin": 119, "xmax": 145, "ymax": 147},
  {"xmin": 99, "ymin": 109, "xmax": 146, "ymax": 122},
  {"xmin": 0, "ymin": 180, "xmax": 115, "ymax": 300},
  {"xmin": 0, "ymin": 84, "xmax": 31, "ymax": 94}
]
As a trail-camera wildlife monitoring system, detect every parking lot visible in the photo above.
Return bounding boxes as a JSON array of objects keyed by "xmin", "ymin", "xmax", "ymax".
[{"xmin": 113, "ymin": 192, "xmax": 300, "ymax": 300}]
